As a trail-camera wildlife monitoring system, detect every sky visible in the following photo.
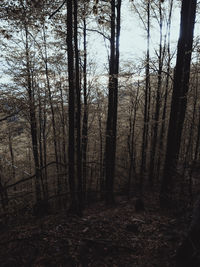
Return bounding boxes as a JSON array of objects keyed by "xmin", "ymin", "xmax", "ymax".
[
  {"xmin": 87, "ymin": 0, "xmax": 182, "ymax": 76},
  {"xmin": 1, "ymin": 1, "xmax": 200, "ymax": 85},
  {"xmin": 120, "ymin": 1, "xmax": 180, "ymax": 58}
]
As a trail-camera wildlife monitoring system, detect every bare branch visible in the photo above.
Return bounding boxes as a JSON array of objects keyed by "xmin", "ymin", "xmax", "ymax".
[
  {"xmin": 48, "ymin": 0, "xmax": 66, "ymax": 19},
  {"xmin": 79, "ymin": 27, "xmax": 110, "ymax": 41}
]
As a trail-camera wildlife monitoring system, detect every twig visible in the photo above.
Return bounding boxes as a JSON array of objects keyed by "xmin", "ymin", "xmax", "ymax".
[
  {"xmin": 48, "ymin": 0, "xmax": 67, "ymax": 19},
  {"xmin": 79, "ymin": 27, "xmax": 110, "ymax": 41}
]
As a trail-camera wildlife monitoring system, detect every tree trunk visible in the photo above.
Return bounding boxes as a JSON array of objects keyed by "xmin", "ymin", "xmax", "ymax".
[
  {"xmin": 127, "ymin": 81, "xmax": 139, "ymax": 198},
  {"xmin": 43, "ymin": 25, "xmax": 60, "ymax": 195},
  {"xmin": 160, "ymin": 0, "xmax": 197, "ymax": 207},
  {"xmin": 37, "ymin": 85, "xmax": 46, "ymax": 198},
  {"xmin": 66, "ymin": 0, "xmax": 77, "ymax": 213},
  {"xmin": 149, "ymin": 1, "xmax": 163, "ymax": 185},
  {"xmin": 156, "ymin": 0, "xmax": 173, "ymax": 181},
  {"xmin": 42, "ymin": 88, "xmax": 48, "ymax": 197},
  {"xmin": 81, "ymin": 12, "xmax": 88, "ymax": 207},
  {"xmin": 74, "ymin": 0, "xmax": 83, "ymax": 214},
  {"xmin": 140, "ymin": 0, "xmax": 151, "ymax": 192},
  {"xmin": 25, "ymin": 25, "xmax": 41, "ymax": 203},
  {"xmin": 8, "ymin": 127, "xmax": 15, "ymax": 185},
  {"xmin": 105, "ymin": 0, "xmax": 121, "ymax": 205},
  {"xmin": 59, "ymin": 81, "xmax": 67, "ymax": 167},
  {"xmin": 194, "ymin": 107, "xmax": 200, "ymax": 162}
]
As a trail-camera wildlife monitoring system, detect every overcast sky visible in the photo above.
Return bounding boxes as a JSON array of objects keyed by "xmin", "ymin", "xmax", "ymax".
[
  {"xmin": 87, "ymin": 0, "xmax": 189, "ymax": 76},
  {"xmin": 1, "ymin": 1, "xmax": 200, "ymax": 85}
]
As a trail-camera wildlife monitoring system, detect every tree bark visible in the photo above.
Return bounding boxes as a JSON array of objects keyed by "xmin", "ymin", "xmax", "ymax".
[
  {"xmin": 149, "ymin": 1, "xmax": 164, "ymax": 185},
  {"xmin": 74, "ymin": 0, "xmax": 83, "ymax": 214},
  {"xmin": 156, "ymin": 0, "xmax": 173, "ymax": 181},
  {"xmin": 160, "ymin": 0, "xmax": 197, "ymax": 207},
  {"xmin": 25, "ymin": 24, "xmax": 41, "ymax": 203},
  {"xmin": 105, "ymin": 0, "xmax": 121, "ymax": 205},
  {"xmin": 43, "ymin": 25, "xmax": 60, "ymax": 195},
  {"xmin": 140, "ymin": 0, "xmax": 151, "ymax": 192},
  {"xmin": 81, "ymin": 12, "xmax": 88, "ymax": 207}
]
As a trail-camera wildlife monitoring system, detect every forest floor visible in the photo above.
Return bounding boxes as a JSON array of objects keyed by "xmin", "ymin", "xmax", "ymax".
[{"xmin": 0, "ymin": 190, "xmax": 193, "ymax": 267}]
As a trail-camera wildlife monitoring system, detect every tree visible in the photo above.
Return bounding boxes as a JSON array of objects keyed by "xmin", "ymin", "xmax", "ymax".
[
  {"xmin": 149, "ymin": 0, "xmax": 165, "ymax": 186},
  {"xmin": 156, "ymin": 0, "xmax": 174, "ymax": 182},
  {"xmin": 81, "ymin": 2, "xmax": 88, "ymax": 206},
  {"xmin": 138, "ymin": 0, "xmax": 151, "ymax": 192},
  {"xmin": 160, "ymin": 0, "xmax": 197, "ymax": 207},
  {"xmin": 104, "ymin": 0, "xmax": 121, "ymax": 205},
  {"xmin": 66, "ymin": 0, "xmax": 77, "ymax": 212},
  {"xmin": 74, "ymin": 0, "xmax": 83, "ymax": 212},
  {"xmin": 127, "ymin": 81, "xmax": 140, "ymax": 198}
]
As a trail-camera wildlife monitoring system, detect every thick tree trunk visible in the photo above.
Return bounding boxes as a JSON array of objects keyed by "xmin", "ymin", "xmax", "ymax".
[
  {"xmin": 67, "ymin": 0, "xmax": 77, "ymax": 213},
  {"xmin": 105, "ymin": 0, "xmax": 121, "ymax": 205},
  {"xmin": 160, "ymin": 0, "xmax": 197, "ymax": 207}
]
